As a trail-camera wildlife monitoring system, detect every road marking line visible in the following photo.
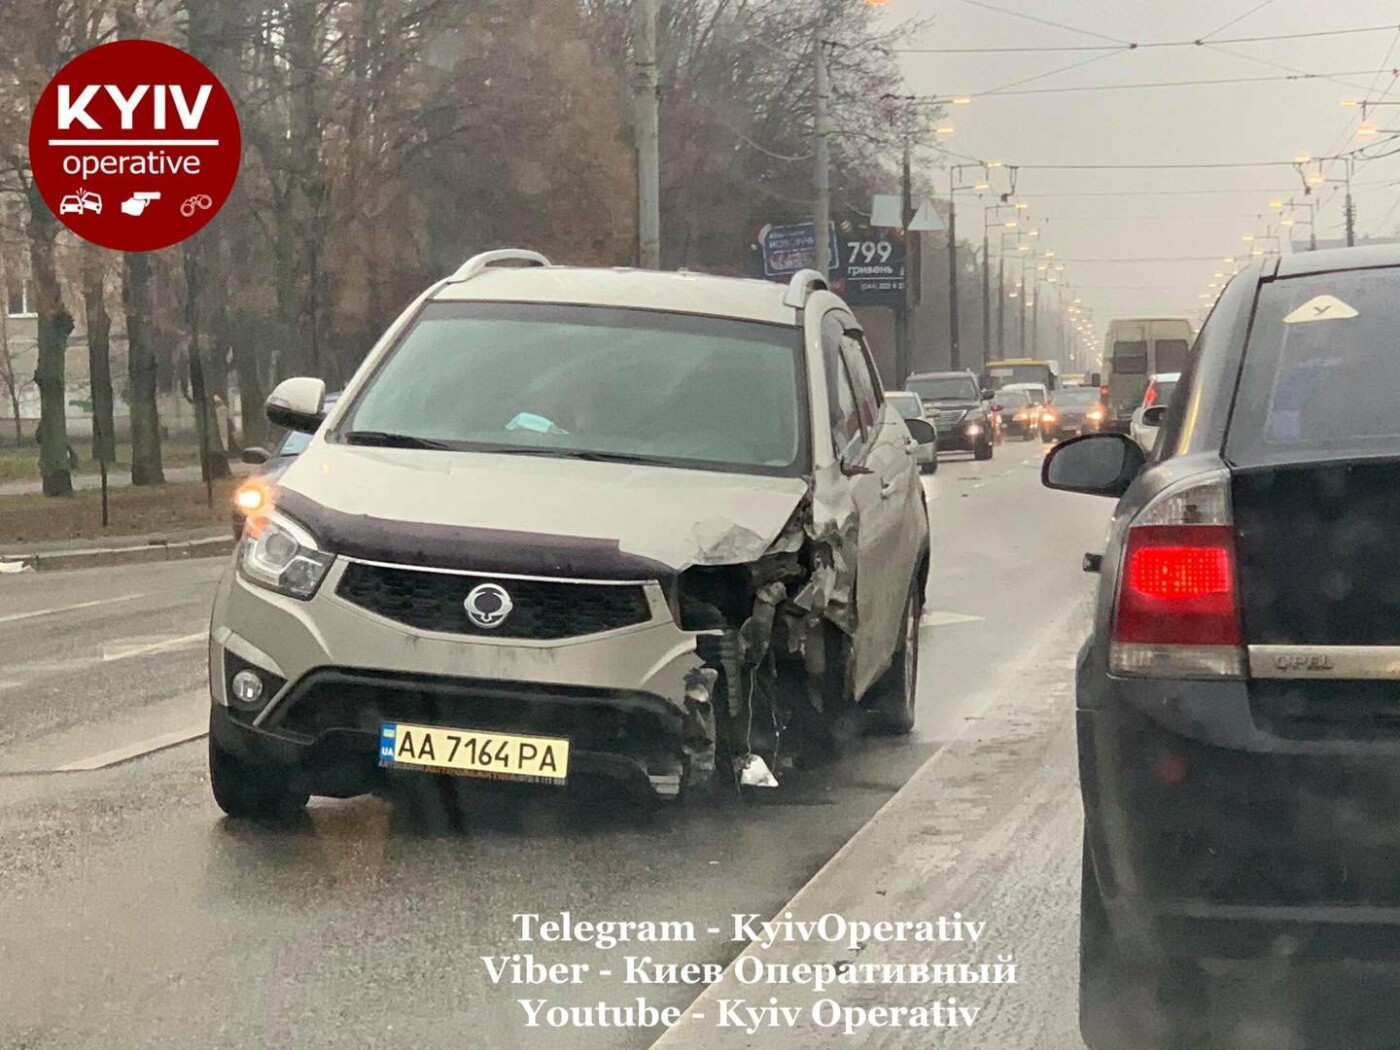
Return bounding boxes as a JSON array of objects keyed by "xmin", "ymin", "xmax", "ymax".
[
  {"xmin": 52, "ymin": 722, "xmax": 207, "ymax": 772},
  {"xmin": 921, "ymin": 610, "xmax": 984, "ymax": 627},
  {"xmin": 0, "ymin": 593, "xmax": 144, "ymax": 626},
  {"xmin": 102, "ymin": 632, "xmax": 205, "ymax": 662}
]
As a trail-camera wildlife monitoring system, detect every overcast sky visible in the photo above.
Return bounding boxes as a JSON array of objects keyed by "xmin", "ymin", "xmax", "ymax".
[{"xmin": 882, "ymin": 0, "xmax": 1400, "ymax": 356}]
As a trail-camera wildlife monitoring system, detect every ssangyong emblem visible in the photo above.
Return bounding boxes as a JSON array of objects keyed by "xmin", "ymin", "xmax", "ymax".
[{"xmin": 464, "ymin": 582, "xmax": 513, "ymax": 629}]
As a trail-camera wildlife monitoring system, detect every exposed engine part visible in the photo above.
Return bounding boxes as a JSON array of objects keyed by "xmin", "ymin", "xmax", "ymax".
[{"xmin": 737, "ymin": 752, "xmax": 779, "ymax": 788}]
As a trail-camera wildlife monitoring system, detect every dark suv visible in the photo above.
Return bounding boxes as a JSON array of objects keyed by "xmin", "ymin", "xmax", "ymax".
[
  {"xmin": 905, "ymin": 370, "xmax": 994, "ymax": 461},
  {"xmin": 1045, "ymin": 244, "xmax": 1400, "ymax": 1049}
]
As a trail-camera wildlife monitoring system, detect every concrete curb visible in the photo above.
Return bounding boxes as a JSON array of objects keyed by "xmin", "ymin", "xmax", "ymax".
[{"xmin": 0, "ymin": 535, "xmax": 235, "ymax": 573}]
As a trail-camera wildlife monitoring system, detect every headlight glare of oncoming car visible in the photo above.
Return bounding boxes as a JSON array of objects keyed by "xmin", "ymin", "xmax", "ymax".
[{"xmin": 239, "ymin": 510, "xmax": 333, "ymax": 600}]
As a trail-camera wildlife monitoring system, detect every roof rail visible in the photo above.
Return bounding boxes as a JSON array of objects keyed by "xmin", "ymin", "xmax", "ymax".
[
  {"xmin": 782, "ymin": 269, "xmax": 829, "ymax": 308},
  {"xmin": 449, "ymin": 249, "xmax": 551, "ymax": 282}
]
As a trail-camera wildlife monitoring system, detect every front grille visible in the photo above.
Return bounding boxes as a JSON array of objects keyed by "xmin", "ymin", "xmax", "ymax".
[
  {"xmin": 933, "ymin": 409, "xmax": 967, "ymax": 426},
  {"xmin": 336, "ymin": 562, "xmax": 651, "ymax": 640},
  {"xmin": 271, "ymin": 669, "xmax": 682, "ymax": 755}
]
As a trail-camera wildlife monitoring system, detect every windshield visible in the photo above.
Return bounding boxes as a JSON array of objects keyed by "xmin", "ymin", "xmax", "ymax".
[
  {"xmin": 1051, "ymin": 387, "xmax": 1101, "ymax": 407},
  {"xmin": 339, "ymin": 302, "xmax": 806, "ymax": 476},
  {"xmin": 906, "ymin": 375, "xmax": 979, "ymax": 402},
  {"xmin": 987, "ymin": 364, "xmax": 1052, "ymax": 388}
]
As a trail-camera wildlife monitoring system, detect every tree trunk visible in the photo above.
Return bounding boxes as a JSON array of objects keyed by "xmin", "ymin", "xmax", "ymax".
[
  {"xmin": 82, "ymin": 242, "xmax": 116, "ymax": 463},
  {"xmin": 26, "ymin": 183, "xmax": 73, "ymax": 497},
  {"xmin": 182, "ymin": 242, "xmax": 230, "ymax": 483},
  {"xmin": 0, "ymin": 273, "xmax": 20, "ymax": 444},
  {"xmin": 123, "ymin": 252, "xmax": 164, "ymax": 485}
]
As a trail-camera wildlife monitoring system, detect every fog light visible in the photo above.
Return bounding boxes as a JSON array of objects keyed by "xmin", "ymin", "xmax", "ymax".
[{"xmin": 230, "ymin": 669, "xmax": 264, "ymax": 705}]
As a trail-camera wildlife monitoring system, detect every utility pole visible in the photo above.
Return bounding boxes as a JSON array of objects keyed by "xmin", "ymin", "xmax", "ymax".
[
  {"xmin": 947, "ymin": 185, "xmax": 960, "ymax": 369},
  {"xmin": 1030, "ymin": 273, "xmax": 1039, "ymax": 357},
  {"xmin": 981, "ymin": 224, "xmax": 990, "ymax": 367},
  {"xmin": 633, "ymin": 0, "xmax": 660, "ymax": 268},
  {"xmin": 996, "ymin": 252, "xmax": 1005, "ymax": 359},
  {"xmin": 1018, "ymin": 257, "xmax": 1029, "ymax": 354},
  {"xmin": 1344, "ymin": 155, "xmax": 1356, "ymax": 248},
  {"xmin": 896, "ymin": 137, "xmax": 916, "ymax": 384},
  {"xmin": 813, "ymin": 32, "xmax": 831, "ymax": 279}
]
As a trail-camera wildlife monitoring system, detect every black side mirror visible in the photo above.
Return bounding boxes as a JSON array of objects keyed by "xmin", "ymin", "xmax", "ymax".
[
  {"xmin": 241, "ymin": 446, "xmax": 272, "ymax": 465},
  {"xmin": 980, "ymin": 389, "xmax": 996, "ymax": 401},
  {"xmin": 904, "ymin": 417, "xmax": 936, "ymax": 445},
  {"xmin": 1142, "ymin": 405, "xmax": 1169, "ymax": 427},
  {"xmin": 1042, "ymin": 433, "xmax": 1145, "ymax": 498}
]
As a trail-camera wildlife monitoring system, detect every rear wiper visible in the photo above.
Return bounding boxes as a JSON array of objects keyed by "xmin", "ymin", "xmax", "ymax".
[{"xmin": 344, "ymin": 430, "xmax": 454, "ymax": 450}]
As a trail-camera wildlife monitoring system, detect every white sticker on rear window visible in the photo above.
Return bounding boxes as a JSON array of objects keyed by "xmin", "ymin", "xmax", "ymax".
[{"xmin": 1282, "ymin": 295, "xmax": 1359, "ymax": 324}]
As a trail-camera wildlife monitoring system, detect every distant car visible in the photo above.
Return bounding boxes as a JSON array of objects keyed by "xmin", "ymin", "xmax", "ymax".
[
  {"xmin": 905, "ymin": 370, "xmax": 995, "ymax": 461},
  {"xmin": 1128, "ymin": 372, "xmax": 1180, "ymax": 454},
  {"xmin": 1002, "ymin": 381, "xmax": 1050, "ymax": 408},
  {"xmin": 230, "ymin": 393, "xmax": 341, "ymax": 538},
  {"xmin": 885, "ymin": 391, "xmax": 938, "ymax": 473},
  {"xmin": 995, "ymin": 389, "xmax": 1039, "ymax": 441},
  {"xmin": 1039, "ymin": 386, "xmax": 1107, "ymax": 443}
]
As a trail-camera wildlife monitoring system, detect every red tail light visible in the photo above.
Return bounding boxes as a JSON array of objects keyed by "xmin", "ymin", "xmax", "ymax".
[
  {"xmin": 1110, "ymin": 475, "xmax": 1244, "ymax": 678},
  {"xmin": 1143, "ymin": 381, "xmax": 1158, "ymax": 407},
  {"xmin": 1099, "ymin": 384, "xmax": 1109, "ymax": 399}
]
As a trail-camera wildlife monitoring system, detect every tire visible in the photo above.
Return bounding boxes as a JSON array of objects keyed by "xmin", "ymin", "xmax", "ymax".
[
  {"xmin": 869, "ymin": 578, "xmax": 922, "ymax": 735},
  {"xmin": 209, "ymin": 734, "xmax": 308, "ymax": 820},
  {"xmin": 926, "ymin": 452, "xmax": 938, "ymax": 475},
  {"xmin": 1079, "ymin": 836, "xmax": 1209, "ymax": 1050},
  {"xmin": 973, "ymin": 439, "xmax": 993, "ymax": 461}
]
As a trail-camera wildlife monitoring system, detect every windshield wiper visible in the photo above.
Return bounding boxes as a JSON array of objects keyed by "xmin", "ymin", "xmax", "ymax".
[
  {"xmin": 344, "ymin": 430, "xmax": 454, "ymax": 450},
  {"xmin": 468, "ymin": 445, "xmax": 676, "ymax": 467}
]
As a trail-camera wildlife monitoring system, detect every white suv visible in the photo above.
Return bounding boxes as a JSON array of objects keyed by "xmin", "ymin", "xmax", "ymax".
[{"xmin": 208, "ymin": 250, "xmax": 931, "ymax": 817}]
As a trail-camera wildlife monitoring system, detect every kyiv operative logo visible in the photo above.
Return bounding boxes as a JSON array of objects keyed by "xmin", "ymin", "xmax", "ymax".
[{"xmin": 28, "ymin": 40, "xmax": 241, "ymax": 252}]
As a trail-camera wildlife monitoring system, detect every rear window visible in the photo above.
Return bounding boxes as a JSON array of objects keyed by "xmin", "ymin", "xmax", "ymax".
[
  {"xmin": 1151, "ymin": 380, "xmax": 1178, "ymax": 406},
  {"xmin": 888, "ymin": 395, "xmax": 922, "ymax": 420},
  {"xmin": 1227, "ymin": 269, "xmax": 1400, "ymax": 464},
  {"xmin": 1112, "ymin": 341, "xmax": 1148, "ymax": 374},
  {"xmin": 1154, "ymin": 338, "xmax": 1190, "ymax": 372},
  {"xmin": 1052, "ymin": 387, "xmax": 1100, "ymax": 407}
]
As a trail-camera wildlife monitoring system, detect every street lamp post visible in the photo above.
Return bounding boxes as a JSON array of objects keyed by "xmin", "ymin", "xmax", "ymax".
[{"xmin": 948, "ymin": 163, "xmax": 988, "ymax": 371}]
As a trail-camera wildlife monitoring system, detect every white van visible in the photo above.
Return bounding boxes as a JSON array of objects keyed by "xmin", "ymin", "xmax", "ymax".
[{"xmin": 1101, "ymin": 318, "xmax": 1194, "ymax": 428}]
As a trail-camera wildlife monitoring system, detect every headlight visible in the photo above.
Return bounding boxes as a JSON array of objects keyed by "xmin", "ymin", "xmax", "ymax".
[
  {"xmin": 965, "ymin": 423, "xmax": 982, "ymax": 436},
  {"xmin": 239, "ymin": 510, "xmax": 334, "ymax": 600}
]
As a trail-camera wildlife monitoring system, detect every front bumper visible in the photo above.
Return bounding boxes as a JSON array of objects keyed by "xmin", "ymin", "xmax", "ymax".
[
  {"xmin": 209, "ymin": 556, "xmax": 708, "ymax": 797},
  {"xmin": 1082, "ymin": 680, "xmax": 1400, "ymax": 960},
  {"xmin": 935, "ymin": 420, "xmax": 989, "ymax": 451}
]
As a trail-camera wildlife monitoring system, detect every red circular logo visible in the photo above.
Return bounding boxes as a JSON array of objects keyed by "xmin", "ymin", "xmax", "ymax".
[{"xmin": 28, "ymin": 40, "xmax": 241, "ymax": 252}]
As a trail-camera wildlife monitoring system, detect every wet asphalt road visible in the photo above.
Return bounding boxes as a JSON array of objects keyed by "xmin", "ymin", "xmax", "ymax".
[{"xmin": 0, "ymin": 440, "xmax": 1108, "ymax": 1050}]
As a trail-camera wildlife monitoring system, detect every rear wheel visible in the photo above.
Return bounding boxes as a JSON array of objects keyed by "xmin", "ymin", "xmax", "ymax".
[
  {"xmin": 209, "ymin": 735, "xmax": 308, "ymax": 821},
  {"xmin": 869, "ymin": 578, "xmax": 922, "ymax": 735},
  {"xmin": 1080, "ymin": 836, "xmax": 1210, "ymax": 1050}
]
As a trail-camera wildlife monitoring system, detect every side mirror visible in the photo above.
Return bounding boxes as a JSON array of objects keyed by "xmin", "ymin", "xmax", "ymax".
[
  {"xmin": 904, "ymin": 417, "xmax": 936, "ymax": 445},
  {"xmin": 240, "ymin": 446, "xmax": 272, "ymax": 465},
  {"xmin": 991, "ymin": 403, "xmax": 1005, "ymax": 413},
  {"xmin": 980, "ymin": 389, "xmax": 996, "ymax": 401},
  {"xmin": 1142, "ymin": 405, "xmax": 1169, "ymax": 427},
  {"xmin": 1041, "ymin": 433, "xmax": 1145, "ymax": 498},
  {"xmin": 265, "ymin": 377, "xmax": 326, "ymax": 434}
]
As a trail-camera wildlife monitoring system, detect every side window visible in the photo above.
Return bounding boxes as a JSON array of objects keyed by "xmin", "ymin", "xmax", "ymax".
[
  {"xmin": 1152, "ymin": 324, "xmax": 1206, "ymax": 460},
  {"xmin": 822, "ymin": 313, "xmax": 864, "ymax": 458},
  {"xmin": 841, "ymin": 332, "xmax": 881, "ymax": 431}
]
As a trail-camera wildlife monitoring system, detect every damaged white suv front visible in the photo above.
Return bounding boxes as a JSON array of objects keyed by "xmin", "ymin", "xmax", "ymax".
[{"xmin": 207, "ymin": 250, "xmax": 931, "ymax": 817}]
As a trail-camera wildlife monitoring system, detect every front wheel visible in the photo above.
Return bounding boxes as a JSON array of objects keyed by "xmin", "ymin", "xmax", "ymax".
[
  {"xmin": 209, "ymin": 734, "xmax": 308, "ymax": 821},
  {"xmin": 868, "ymin": 579, "xmax": 922, "ymax": 735}
]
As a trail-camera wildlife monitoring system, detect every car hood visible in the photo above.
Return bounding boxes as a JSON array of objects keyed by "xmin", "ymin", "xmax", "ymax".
[
  {"xmin": 275, "ymin": 443, "xmax": 810, "ymax": 572},
  {"xmin": 923, "ymin": 399, "xmax": 982, "ymax": 412}
]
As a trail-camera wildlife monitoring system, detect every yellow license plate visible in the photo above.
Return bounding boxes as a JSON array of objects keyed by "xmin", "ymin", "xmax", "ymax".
[{"xmin": 379, "ymin": 722, "xmax": 569, "ymax": 785}]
